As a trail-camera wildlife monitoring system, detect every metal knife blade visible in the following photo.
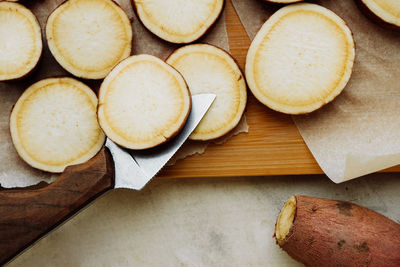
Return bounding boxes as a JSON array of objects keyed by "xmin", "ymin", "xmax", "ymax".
[{"xmin": 105, "ymin": 94, "xmax": 216, "ymax": 190}]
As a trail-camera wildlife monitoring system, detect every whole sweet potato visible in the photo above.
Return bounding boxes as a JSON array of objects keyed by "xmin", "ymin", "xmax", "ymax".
[{"xmin": 275, "ymin": 196, "xmax": 400, "ymax": 266}]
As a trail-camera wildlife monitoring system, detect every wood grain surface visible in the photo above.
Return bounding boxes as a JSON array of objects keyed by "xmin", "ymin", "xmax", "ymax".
[{"xmin": 159, "ymin": 0, "xmax": 400, "ymax": 178}]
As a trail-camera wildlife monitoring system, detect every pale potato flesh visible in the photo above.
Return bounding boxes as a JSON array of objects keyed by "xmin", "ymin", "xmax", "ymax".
[
  {"xmin": 10, "ymin": 78, "xmax": 105, "ymax": 173},
  {"xmin": 0, "ymin": 2, "xmax": 42, "ymax": 81},
  {"xmin": 98, "ymin": 55, "xmax": 191, "ymax": 150},
  {"xmin": 275, "ymin": 196, "xmax": 296, "ymax": 245},
  {"xmin": 46, "ymin": 0, "xmax": 132, "ymax": 79},
  {"xmin": 134, "ymin": 0, "xmax": 224, "ymax": 43},
  {"xmin": 361, "ymin": 0, "xmax": 400, "ymax": 27},
  {"xmin": 245, "ymin": 3, "xmax": 355, "ymax": 114},
  {"xmin": 167, "ymin": 44, "xmax": 246, "ymax": 140}
]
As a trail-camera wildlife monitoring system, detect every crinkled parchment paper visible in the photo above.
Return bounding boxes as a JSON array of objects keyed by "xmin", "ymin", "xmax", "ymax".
[
  {"xmin": 232, "ymin": 0, "xmax": 400, "ymax": 182},
  {"xmin": 0, "ymin": 0, "xmax": 247, "ymax": 188},
  {"xmin": 168, "ymin": 115, "xmax": 249, "ymax": 166}
]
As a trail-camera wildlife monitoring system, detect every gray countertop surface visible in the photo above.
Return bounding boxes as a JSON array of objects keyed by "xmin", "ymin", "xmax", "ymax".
[{"xmin": 8, "ymin": 173, "xmax": 400, "ymax": 267}]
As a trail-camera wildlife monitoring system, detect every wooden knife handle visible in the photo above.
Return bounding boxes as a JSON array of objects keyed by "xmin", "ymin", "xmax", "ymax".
[{"xmin": 0, "ymin": 147, "xmax": 114, "ymax": 265}]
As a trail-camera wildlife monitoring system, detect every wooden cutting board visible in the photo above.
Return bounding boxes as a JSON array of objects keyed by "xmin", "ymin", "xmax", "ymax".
[{"xmin": 159, "ymin": 0, "xmax": 400, "ymax": 179}]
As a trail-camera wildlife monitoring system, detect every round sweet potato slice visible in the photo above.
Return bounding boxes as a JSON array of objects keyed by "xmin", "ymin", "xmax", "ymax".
[
  {"xmin": 167, "ymin": 44, "xmax": 247, "ymax": 141},
  {"xmin": 132, "ymin": 0, "xmax": 224, "ymax": 44},
  {"xmin": 46, "ymin": 0, "xmax": 132, "ymax": 79},
  {"xmin": 263, "ymin": 0, "xmax": 303, "ymax": 3},
  {"xmin": 10, "ymin": 78, "xmax": 105, "ymax": 173},
  {"xmin": 98, "ymin": 54, "xmax": 191, "ymax": 150},
  {"xmin": 245, "ymin": 3, "xmax": 355, "ymax": 114},
  {"xmin": 0, "ymin": 2, "xmax": 42, "ymax": 81},
  {"xmin": 356, "ymin": 0, "xmax": 400, "ymax": 30}
]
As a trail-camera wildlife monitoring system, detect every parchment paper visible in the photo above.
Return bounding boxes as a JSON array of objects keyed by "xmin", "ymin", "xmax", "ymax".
[
  {"xmin": 0, "ymin": 0, "xmax": 247, "ymax": 188},
  {"xmin": 232, "ymin": 0, "xmax": 400, "ymax": 182},
  {"xmin": 168, "ymin": 115, "xmax": 249, "ymax": 166}
]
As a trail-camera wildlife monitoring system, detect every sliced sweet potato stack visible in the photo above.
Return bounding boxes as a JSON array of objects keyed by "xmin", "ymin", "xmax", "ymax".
[
  {"xmin": 10, "ymin": 78, "xmax": 105, "ymax": 173},
  {"xmin": 132, "ymin": 0, "xmax": 224, "ymax": 44},
  {"xmin": 0, "ymin": 2, "xmax": 42, "ymax": 81},
  {"xmin": 356, "ymin": 0, "xmax": 400, "ymax": 30},
  {"xmin": 46, "ymin": 0, "xmax": 132, "ymax": 79},
  {"xmin": 245, "ymin": 3, "xmax": 355, "ymax": 114},
  {"xmin": 167, "ymin": 44, "xmax": 247, "ymax": 141},
  {"xmin": 98, "ymin": 55, "xmax": 191, "ymax": 150}
]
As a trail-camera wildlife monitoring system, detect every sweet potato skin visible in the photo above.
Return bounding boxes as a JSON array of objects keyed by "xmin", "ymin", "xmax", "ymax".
[{"xmin": 277, "ymin": 196, "xmax": 400, "ymax": 267}]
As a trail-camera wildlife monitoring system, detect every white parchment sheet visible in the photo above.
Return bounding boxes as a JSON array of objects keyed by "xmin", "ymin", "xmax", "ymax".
[{"xmin": 231, "ymin": 0, "xmax": 400, "ymax": 182}]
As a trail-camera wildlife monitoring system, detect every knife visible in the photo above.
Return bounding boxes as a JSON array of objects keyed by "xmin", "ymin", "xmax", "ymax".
[{"xmin": 0, "ymin": 93, "xmax": 216, "ymax": 265}]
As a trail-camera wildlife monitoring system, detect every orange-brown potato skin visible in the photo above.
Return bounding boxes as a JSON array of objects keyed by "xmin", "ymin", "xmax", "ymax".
[{"xmin": 276, "ymin": 196, "xmax": 400, "ymax": 267}]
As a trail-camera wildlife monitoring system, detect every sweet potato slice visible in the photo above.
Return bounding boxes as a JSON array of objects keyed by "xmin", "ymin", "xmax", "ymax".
[
  {"xmin": 10, "ymin": 78, "xmax": 105, "ymax": 173},
  {"xmin": 0, "ymin": 2, "xmax": 42, "ymax": 81},
  {"xmin": 132, "ymin": 0, "xmax": 224, "ymax": 44},
  {"xmin": 245, "ymin": 3, "xmax": 355, "ymax": 114},
  {"xmin": 275, "ymin": 196, "xmax": 400, "ymax": 267},
  {"xmin": 46, "ymin": 0, "xmax": 132, "ymax": 79},
  {"xmin": 356, "ymin": 0, "xmax": 400, "ymax": 30},
  {"xmin": 263, "ymin": 0, "xmax": 303, "ymax": 3},
  {"xmin": 98, "ymin": 54, "xmax": 191, "ymax": 150},
  {"xmin": 166, "ymin": 44, "xmax": 246, "ymax": 141}
]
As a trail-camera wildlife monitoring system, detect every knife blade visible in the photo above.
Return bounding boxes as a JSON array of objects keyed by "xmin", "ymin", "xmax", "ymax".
[
  {"xmin": 105, "ymin": 93, "xmax": 216, "ymax": 190},
  {"xmin": 0, "ymin": 94, "xmax": 216, "ymax": 265}
]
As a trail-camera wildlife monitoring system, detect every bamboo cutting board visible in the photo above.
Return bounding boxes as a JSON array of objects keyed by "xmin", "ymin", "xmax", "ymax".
[{"xmin": 159, "ymin": 0, "xmax": 400, "ymax": 178}]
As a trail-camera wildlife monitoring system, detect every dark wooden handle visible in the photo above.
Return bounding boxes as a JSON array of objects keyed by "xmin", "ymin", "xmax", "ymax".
[{"xmin": 0, "ymin": 147, "xmax": 114, "ymax": 265}]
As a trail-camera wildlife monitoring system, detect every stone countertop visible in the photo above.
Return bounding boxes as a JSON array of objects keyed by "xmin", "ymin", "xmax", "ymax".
[{"xmin": 8, "ymin": 173, "xmax": 400, "ymax": 266}]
